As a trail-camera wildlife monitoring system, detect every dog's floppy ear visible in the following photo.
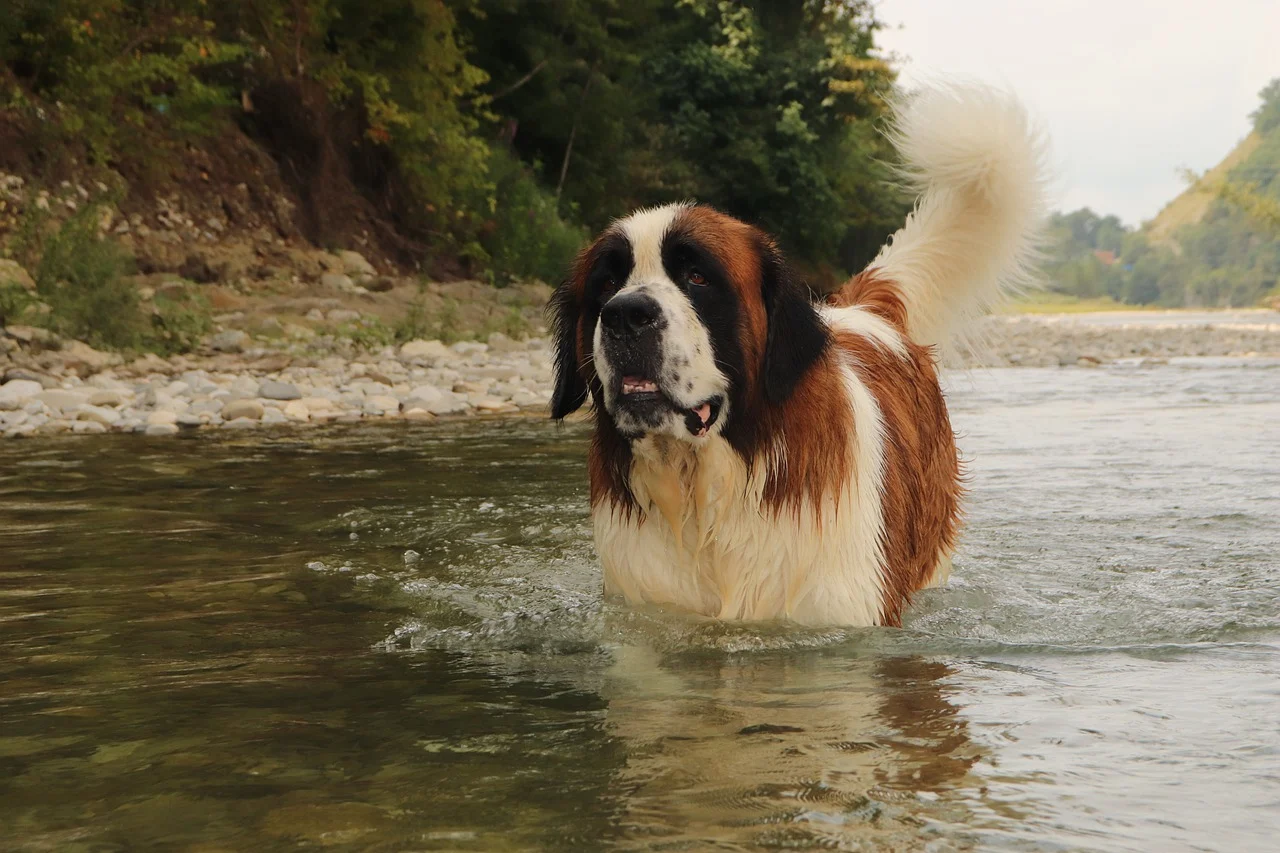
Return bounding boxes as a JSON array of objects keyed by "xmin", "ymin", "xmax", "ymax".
[
  {"xmin": 758, "ymin": 237, "xmax": 829, "ymax": 406},
  {"xmin": 548, "ymin": 281, "xmax": 588, "ymax": 419}
]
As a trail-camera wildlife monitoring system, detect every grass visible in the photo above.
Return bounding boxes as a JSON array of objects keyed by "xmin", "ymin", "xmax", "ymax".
[{"xmin": 1002, "ymin": 293, "xmax": 1154, "ymax": 315}]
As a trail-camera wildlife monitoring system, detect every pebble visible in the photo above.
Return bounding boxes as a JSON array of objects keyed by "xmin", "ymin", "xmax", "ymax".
[
  {"xmin": 88, "ymin": 389, "xmax": 127, "ymax": 407},
  {"xmin": 77, "ymin": 405, "xmax": 121, "ymax": 426},
  {"xmin": 223, "ymin": 399, "xmax": 265, "ymax": 421},
  {"xmin": 0, "ymin": 379, "xmax": 43, "ymax": 406},
  {"xmin": 7, "ymin": 315, "xmax": 1272, "ymax": 440},
  {"xmin": 400, "ymin": 339, "xmax": 450, "ymax": 360},
  {"xmin": 209, "ymin": 330, "xmax": 248, "ymax": 353},
  {"xmin": 259, "ymin": 379, "xmax": 301, "ymax": 401},
  {"xmin": 36, "ymin": 389, "xmax": 90, "ymax": 411}
]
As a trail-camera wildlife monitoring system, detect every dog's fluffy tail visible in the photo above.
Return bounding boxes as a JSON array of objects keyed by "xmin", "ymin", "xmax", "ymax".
[{"xmin": 872, "ymin": 82, "xmax": 1050, "ymax": 355}]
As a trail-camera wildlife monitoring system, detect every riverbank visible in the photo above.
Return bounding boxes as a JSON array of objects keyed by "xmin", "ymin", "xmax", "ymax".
[{"xmin": 2, "ymin": 311, "xmax": 1279, "ymax": 438}]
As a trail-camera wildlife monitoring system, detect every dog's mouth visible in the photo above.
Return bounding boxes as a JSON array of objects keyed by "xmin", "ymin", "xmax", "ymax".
[{"xmin": 618, "ymin": 375, "xmax": 722, "ymax": 437}]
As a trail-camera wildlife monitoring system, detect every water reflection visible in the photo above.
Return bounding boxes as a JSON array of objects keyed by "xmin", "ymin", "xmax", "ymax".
[{"xmin": 599, "ymin": 648, "xmax": 983, "ymax": 849}]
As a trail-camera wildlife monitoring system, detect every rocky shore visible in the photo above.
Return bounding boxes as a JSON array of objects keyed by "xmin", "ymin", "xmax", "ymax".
[{"xmin": 2, "ymin": 312, "xmax": 1279, "ymax": 439}]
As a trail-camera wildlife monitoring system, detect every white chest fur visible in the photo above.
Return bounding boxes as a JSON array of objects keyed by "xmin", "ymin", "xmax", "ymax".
[{"xmin": 592, "ymin": 363, "xmax": 893, "ymax": 627}]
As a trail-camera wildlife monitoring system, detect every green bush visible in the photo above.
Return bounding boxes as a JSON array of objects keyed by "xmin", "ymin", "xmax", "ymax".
[
  {"xmin": 0, "ymin": 282, "xmax": 33, "ymax": 327},
  {"xmin": 150, "ymin": 286, "xmax": 214, "ymax": 355},
  {"xmin": 477, "ymin": 150, "xmax": 588, "ymax": 286},
  {"xmin": 30, "ymin": 205, "xmax": 148, "ymax": 350}
]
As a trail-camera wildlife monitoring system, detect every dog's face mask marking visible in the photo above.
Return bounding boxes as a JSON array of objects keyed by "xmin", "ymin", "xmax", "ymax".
[
  {"xmin": 549, "ymin": 203, "xmax": 827, "ymax": 446},
  {"xmin": 588, "ymin": 207, "xmax": 731, "ymax": 441}
]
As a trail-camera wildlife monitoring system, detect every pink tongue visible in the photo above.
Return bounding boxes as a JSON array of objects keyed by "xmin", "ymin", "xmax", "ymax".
[{"xmin": 693, "ymin": 403, "xmax": 711, "ymax": 435}]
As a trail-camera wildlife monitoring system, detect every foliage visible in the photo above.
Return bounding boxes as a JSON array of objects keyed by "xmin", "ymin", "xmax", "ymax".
[
  {"xmin": 0, "ymin": 280, "xmax": 32, "ymax": 326},
  {"xmin": 470, "ymin": 149, "xmax": 589, "ymax": 286},
  {"xmin": 150, "ymin": 285, "xmax": 213, "ymax": 355},
  {"xmin": 6, "ymin": 1, "xmax": 905, "ymax": 286},
  {"xmin": 25, "ymin": 203, "xmax": 147, "ymax": 349},
  {"xmin": 0, "ymin": 0, "xmax": 247, "ymax": 162},
  {"xmin": 1251, "ymin": 78, "xmax": 1280, "ymax": 135},
  {"xmin": 460, "ymin": 0, "xmax": 904, "ymax": 274}
]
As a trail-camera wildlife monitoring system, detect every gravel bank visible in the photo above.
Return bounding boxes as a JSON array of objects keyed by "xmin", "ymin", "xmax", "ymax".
[{"xmin": 3, "ymin": 313, "xmax": 1279, "ymax": 438}]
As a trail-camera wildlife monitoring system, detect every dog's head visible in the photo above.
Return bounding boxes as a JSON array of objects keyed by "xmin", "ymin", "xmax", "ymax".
[{"xmin": 549, "ymin": 203, "xmax": 829, "ymax": 443}]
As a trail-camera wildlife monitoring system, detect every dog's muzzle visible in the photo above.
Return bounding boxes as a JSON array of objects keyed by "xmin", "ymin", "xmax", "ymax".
[{"xmin": 600, "ymin": 292, "xmax": 721, "ymax": 438}]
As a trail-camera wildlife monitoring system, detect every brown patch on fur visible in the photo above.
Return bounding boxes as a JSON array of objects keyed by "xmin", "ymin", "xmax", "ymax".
[
  {"xmin": 831, "ymin": 322, "xmax": 962, "ymax": 626},
  {"xmin": 671, "ymin": 206, "xmax": 769, "ymax": 377},
  {"xmin": 756, "ymin": 352, "xmax": 855, "ymax": 511},
  {"xmin": 828, "ymin": 268, "xmax": 910, "ymax": 333},
  {"xmin": 588, "ymin": 411, "xmax": 638, "ymax": 515}
]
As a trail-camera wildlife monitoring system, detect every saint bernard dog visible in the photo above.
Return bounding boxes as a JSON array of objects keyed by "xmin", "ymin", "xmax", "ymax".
[{"xmin": 548, "ymin": 83, "xmax": 1049, "ymax": 627}]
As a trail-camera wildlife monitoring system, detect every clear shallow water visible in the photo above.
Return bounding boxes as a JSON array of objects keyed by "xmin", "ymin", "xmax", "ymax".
[{"xmin": 1, "ymin": 363, "xmax": 1278, "ymax": 852}]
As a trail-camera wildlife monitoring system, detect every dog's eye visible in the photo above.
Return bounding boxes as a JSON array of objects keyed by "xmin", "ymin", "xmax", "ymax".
[{"xmin": 687, "ymin": 270, "xmax": 707, "ymax": 287}]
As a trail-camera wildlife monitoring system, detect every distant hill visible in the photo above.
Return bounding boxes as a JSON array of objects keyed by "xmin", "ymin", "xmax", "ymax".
[
  {"xmin": 1040, "ymin": 78, "xmax": 1280, "ymax": 308},
  {"xmin": 1146, "ymin": 131, "xmax": 1262, "ymax": 247}
]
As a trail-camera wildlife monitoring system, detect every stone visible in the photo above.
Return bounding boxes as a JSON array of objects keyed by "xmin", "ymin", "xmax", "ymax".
[
  {"xmin": 426, "ymin": 396, "xmax": 469, "ymax": 416},
  {"xmin": 76, "ymin": 405, "xmax": 121, "ymax": 426},
  {"xmin": 175, "ymin": 414, "xmax": 204, "ymax": 428},
  {"xmin": 405, "ymin": 384, "xmax": 444, "ymax": 405},
  {"xmin": 282, "ymin": 400, "xmax": 310, "ymax": 421},
  {"xmin": 305, "ymin": 308, "xmax": 326, "ymax": 322},
  {"xmin": 146, "ymin": 410, "xmax": 178, "ymax": 426},
  {"xmin": 301, "ymin": 396, "xmax": 336, "ymax": 412},
  {"xmin": 486, "ymin": 332, "xmax": 522, "ymax": 354},
  {"xmin": 326, "ymin": 309, "xmax": 361, "ymax": 323},
  {"xmin": 511, "ymin": 390, "xmax": 544, "ymax": 407},
  {"xmin": 366, "ymin": 276, "xmax": 396, "ymax": 292},
  {"xmin": 399, "ymin": 339, "xmax": 450, "ymax": 360},
  {"xmin": 473, "ymin": 397, "xmax": 511, "ymax": 412},
  {"xmin": 250, "ymin": 354, "xmax": 293, "ymax": 372},
  {"xmin": 4, "ymin": 368, "xmax": 57, "ymax": 388},
  {"xmin": 222, "ymin": 417, "xmax": 259, "ymax": 430},
  {"xmin": 321, "ymin": 273, "xmax": 357, "ymax": 293},
  {"xmin": 209, "ymin": 330, "xmax": 249, "ymax": 353},
  {"xmin": 0, "ymin": 379, "xmax": 43, "ymax": 406},
  {"xmin": 4, "ymin": 325, "xmax": 60, "ymax": 346},
  {"xmin": 223, "ymin": 399, "xmax": 265, "ymax": 421},
  {"xmin": 258, "ymin": 379, "xmax": 301, "ymax": 401},
  {"xmin": 336, "ymin": 250, "xmax": 376, "ymax": 278},
  {"xmin": 189, "ymin": 398, "xmax": 224, "ymax": 416},
  {"xmin": 35, "ymin": 389, "xmax": 90, "ymax": 411},
  {"xmin": 403, "ymin": 408, "xmax": 434, "ymax": 421},
  {"xmin": 365, "ymin": 394, "xmax": 401, "ymax": 415},
  {"xmin": 144, "ymin": 423, "xmax": 179, "ymax": 436},
  {"xmin": 452, "ymin": 341, "xmax": 488, "ymax": 356},
  {"xmin": 88, "ymin": 389, "xmax": 127, "ymax": 407},
  {"xmin": 59, "ymin": 340, "xmax": 116, "ymax": 373},
  {"xmin": 452, "ymin": 380, "xmax": 489, "ymax": 395},
  {"xmin": 261, "ymin": 408, "xmax": 289, "ymax": 425},
  {"xmin": 0, "ymin": 259, "xmax": 35, "ymax": 291},
  {"xmin": 471, "ymin": 366, "xmax": 520, "ymax": 381},
  {"xmin": 72, "ymin": 420, "xmax": 107, "ymax": 434}
]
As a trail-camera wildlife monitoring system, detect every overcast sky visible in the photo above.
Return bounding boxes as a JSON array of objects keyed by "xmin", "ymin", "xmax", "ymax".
[{"xmin": 874, "ymin": 1, "xmax": 1280, "ymax": 225}]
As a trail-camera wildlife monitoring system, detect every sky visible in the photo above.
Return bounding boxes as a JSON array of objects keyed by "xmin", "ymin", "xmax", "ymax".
[{"xmin": 873, "ymin": 0, "xmax": 1280, "ymax": 225}]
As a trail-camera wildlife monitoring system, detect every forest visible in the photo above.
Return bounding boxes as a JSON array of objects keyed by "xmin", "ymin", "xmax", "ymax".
[{"xmin": 1, "ymin": 1, "xmax": 1276, "ymax": 306}]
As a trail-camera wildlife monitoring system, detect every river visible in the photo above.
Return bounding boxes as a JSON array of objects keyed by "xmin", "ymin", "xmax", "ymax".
[{"xmin": 2, "ymin": 361, "xmax": 1278, "ymax": 851}]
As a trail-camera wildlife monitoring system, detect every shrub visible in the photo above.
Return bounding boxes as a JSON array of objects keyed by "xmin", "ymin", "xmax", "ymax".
[
  {"xmin": 150, "ymin": 285, "xmax": 213, "ymax": 355},
  {"xmin": 30, "ymin": 204, "xmax": 147, "ymax": 350},
  {"xmin": 475, "ymin": 149, "xmax": 587, "ymax": 285}
]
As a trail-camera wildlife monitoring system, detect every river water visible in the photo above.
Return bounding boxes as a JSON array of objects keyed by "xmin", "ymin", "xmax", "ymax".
[{"xmin": 2, "ymin": 362, "xmax": 1278, "ymax": 852}]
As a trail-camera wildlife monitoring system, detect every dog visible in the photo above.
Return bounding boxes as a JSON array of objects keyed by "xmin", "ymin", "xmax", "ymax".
[{"xmin": 548, "ymin": 83, "xmax": 1048, "ymax": 627}]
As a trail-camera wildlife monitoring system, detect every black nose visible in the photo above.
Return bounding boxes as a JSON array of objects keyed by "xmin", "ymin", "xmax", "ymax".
[{"xmin": 601, "ymin": 292, "xmax": 663, "ymax": 336}]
